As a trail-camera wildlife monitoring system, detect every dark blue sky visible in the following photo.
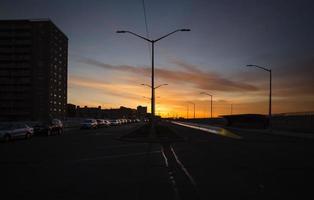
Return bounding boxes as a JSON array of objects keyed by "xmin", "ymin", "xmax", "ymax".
[{"xmin": 1, "ymin": 0, "xmax": 313, "ymax": 115}]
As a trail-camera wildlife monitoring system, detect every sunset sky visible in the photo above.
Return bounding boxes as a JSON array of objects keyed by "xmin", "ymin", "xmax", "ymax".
[{"xmin": 1, "ymin": 0, "xmax": 314, "ymax": 117}]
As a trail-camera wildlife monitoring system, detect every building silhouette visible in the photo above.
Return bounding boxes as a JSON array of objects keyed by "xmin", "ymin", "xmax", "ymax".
[
  {"xmin": 0, "ymin": 19, "xmax": 68, "ymax": 121},
  {"xmin": 137, "ymin": 105, "xmax": 147, "ymax": 119},
  {"xmin": 66, "ymin": 103, "xmax": 76, "ymax": 118},
  {"xmin": 67, "ymin": 104, "xmax": 148, "ymax": 119}
]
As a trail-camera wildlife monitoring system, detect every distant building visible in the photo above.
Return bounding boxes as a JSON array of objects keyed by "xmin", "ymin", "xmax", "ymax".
[
  {"xmin": 76, "ymin": 106, "xmax": 102, "ymax": 118},
  {"xmin": 100, "ymin": 106, "xmax": 137, "ymax": 119},
  {"xmin": 137, "ymin": 105, "xmax": 147, "ymax": 118},
  {"xmin": 66, "ymin": 103, "xmax": 76, "ymax": 118},
  {"xmin": 69, "ymin": 104, "xmax": 145, "ymax": 119},
  {"xmin": 0, "ymin": 19, "xmax": 68, "ymax": 121}
]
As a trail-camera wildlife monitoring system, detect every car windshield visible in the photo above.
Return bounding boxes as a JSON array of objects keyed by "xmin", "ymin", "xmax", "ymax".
[
  {"xmin": 0, "ymin": 124, "xmax": 12, "ymax": 130},
  {"xmin": 52, "ymin": 119, "xmax": 60, "ymax": 123},
  {"xmin": 14, "ymin": 124, "xmax": 25, "ymax": 129},
  {"xmin": 34, "ymin": 122, "xmax": 45, "ymax": 126}
]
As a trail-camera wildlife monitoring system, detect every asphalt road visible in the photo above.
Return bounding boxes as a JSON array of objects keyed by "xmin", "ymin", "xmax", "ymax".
[{"xmin": 1, "ymin": 121, "xmax": 314, "ymax": 200}]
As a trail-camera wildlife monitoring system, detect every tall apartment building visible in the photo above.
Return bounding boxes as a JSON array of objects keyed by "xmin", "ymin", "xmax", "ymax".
[{"xmin": 0, "ymin": 19, "xmax": 68, "ymax": 121}]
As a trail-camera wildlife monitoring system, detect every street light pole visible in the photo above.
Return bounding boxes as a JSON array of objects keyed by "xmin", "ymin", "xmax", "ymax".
[
  {"xmin": 188, "ymin": 102, "xmax": 196, "ymax": 119},
  {"xmin": 193, "ymin": 103, "xmax": 195, "ymax": 119},
  {"xmin": 141, "ymin": 83, "xmax": 168, "ymax": 90},
  {"xmin": 200, "ymin": 92, "xmax": 213, "ymax": 118},
  {"xmin": 210, "ymin": 95, "xmax": 212, "ymax": 118},
  {"xmin": 246, "ymin": 64, "xmax": 272, "ymax": 128},
  {"xmin": 187, "ymin": 104, "xmax": 189, "ymax": 119},
  {"xmin": 143, "ymin": 96, "xmax": 160, "ymax": 100},
  {"xmin": 269, "ymin": 69, "xmax": 272, "ymax": 127},
  {"xmin": 151, "ymin": 42, "xmax": 155, "ymax": 123},
  {"xmin": 141, "ymin": 83, "xmax": 166, "ymax": 124},
  {"xmin": 117, "ymin": 29, "xmax": 190, "ymax": 130}
]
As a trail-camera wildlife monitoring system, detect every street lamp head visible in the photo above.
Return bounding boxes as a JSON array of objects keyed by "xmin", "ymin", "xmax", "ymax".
[
  {"xmin": 116, "ymin": 30, "xmax": 127, "ymax": 33},
  {"xmin": 246, "ymin": 64, "xmax": 256, "ymax": 67},
  {"xmin": 180, "ymin": 29, "xmax": 191, "ymax": 32}
]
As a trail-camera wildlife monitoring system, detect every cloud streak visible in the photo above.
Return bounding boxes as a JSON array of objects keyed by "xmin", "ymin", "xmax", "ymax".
[
  {"xmin": 235, "ymin": 55, "xmax": 314, "ymax": 97},
  {"xmin": 69, "ymin": 76, "xmax": 144, "ymax": 101},
  {"xmin": 75, "ymin": 56, "xmax": 258, "ymax": 92}
]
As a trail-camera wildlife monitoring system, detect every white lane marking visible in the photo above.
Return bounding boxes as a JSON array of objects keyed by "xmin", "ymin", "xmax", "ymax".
[
  {"xmin": 161, "ymin": 146, "xmax": 181, "ymax": 200},
  {"xmin": 161, "ymin": 146, "xmax": 169, "ymax": 167},
  {"xmin": 172, "ymin": 121, "xmax": 242, "ymax": 139},
  {"xmin": 170, "ymin": 146, "xmax": 198, "ymax": 189},
  {"xmin": 70, "ymin": 151, "xmax": 161, "ymax": 163}
]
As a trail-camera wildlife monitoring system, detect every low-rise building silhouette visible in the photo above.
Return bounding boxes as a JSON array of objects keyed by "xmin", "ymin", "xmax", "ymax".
[
  {"xmin": 0, "ymin": 19, "xmax": 68, "ymax": 121},
  {"xmin": 66, "ymin": 103, "xmax": 76, "ymax": 118},
  {"xmin": 68, "ymin": 104, "xmax": 147, "ymax": 119},
  {"xmin": 137, "ymin": 105, "xmax": 147, "ymax": 119}
]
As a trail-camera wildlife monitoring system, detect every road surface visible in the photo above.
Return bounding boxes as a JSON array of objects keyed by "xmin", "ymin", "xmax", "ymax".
[{"xmin": 1, "ymin": 121, "xmax": 314, "ymax": 199}]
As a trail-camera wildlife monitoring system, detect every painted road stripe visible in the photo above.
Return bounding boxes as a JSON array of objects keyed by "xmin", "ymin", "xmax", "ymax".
[
  {"xmin": 170, "ymin": 146, "xmax": 198, "ymax": 189},
  {"xmin": 161, "ymin": 146, "xmax": 180, "ymax": 200},
  {"xmin": 172, "ymin": 121, "xmax": 242, "ymax": 139},
  {"xmin": 170, "ymin": 146, "xmax": 200, "ymax": 199}
]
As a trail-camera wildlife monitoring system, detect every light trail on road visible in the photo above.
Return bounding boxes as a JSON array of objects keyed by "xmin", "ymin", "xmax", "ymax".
[{"xmin": 172, "ymin": 121, "xmax": 242, "ymax": 139}]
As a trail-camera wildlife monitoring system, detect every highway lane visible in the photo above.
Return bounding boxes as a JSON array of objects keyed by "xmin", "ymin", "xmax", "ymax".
[
  {"xmin": 167, "ymin": 121, "xmax": 314, "ymax": 199},
  {"xmin": 0, "ymin": 123, "xmax": 173, "ymax": 200},
  {"xmin": 1, "ymin": 121, "xmax": 314, "ymax": 199}
]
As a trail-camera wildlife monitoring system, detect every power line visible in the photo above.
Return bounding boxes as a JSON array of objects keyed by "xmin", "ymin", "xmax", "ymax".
[
  {"xmin": 141, "ymin": 0, "xmax": 151, "ymax": 59},
  {"xmin": 142, "ymin": 0, "xmax": 150, "ymax": 39}
]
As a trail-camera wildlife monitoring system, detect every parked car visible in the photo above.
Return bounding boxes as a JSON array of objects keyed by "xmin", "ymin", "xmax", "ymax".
[
  {"xmin": 115, "ymin": 119, "xmax": 122, "ymax": 125},
  {"xmin": 108, "ymin": 119, "xmax": 119, "ymax": 126},
  {"xmin": 0, "ymin": 123, "xmax": 34, "ymax": 142},
  {"xmin": 33, "ymin": 119, "xmax": 64, "ymax": 136},
  {"xmin": 103, "ymin": 119, "xmax": 111, "ymax": 126},
  {"xmin": 96, "ymin": 119, "xmax": 107, "ymax": 128},
  {"xmin": 81, "ymin": 119, "xmax": 97, "ymax": 129}
]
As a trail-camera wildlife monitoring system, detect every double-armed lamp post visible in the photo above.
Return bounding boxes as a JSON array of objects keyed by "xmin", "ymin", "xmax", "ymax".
[
  {"xmin": 117, "ymin": 29, "xmax": 190, "ymax": 128},
  {"xmin": 246, "ymin": 64, "xmax": 272, "ymax": 127}
]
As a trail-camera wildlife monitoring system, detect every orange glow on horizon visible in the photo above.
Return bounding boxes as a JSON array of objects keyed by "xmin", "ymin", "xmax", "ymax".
[{"xmin": 68, "ymin": 75, "xmax": 314, "ymax": 118}]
